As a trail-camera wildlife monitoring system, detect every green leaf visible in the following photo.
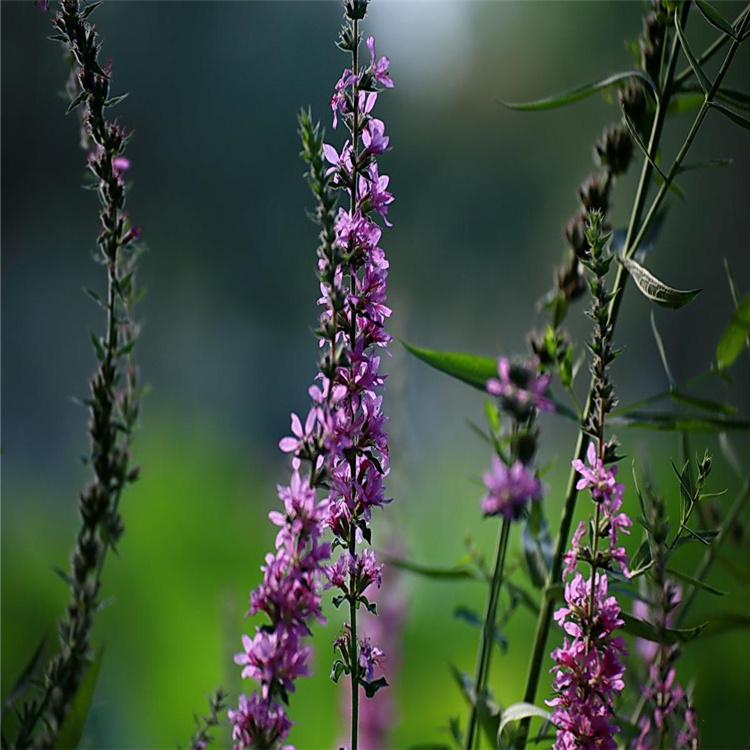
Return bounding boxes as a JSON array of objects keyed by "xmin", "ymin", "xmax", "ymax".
[
  {"xmin": 629, "ymin": 539, "xmax": 653, "ymax": 578},
  {"xmin": 66, "ymin": 90, "xmax": 88, "ymax": 114},
  {"xmin": 80, "ymin": 1, "xmax": 103, "ymax": 19},
  {"xmin": 622, "ymin": 110, "xmax": 668, "ymax": 184},
  {"xmin": 669, "ymin": 391, "xmax": 737, "ymax": 415},
  {"xmin": 500, "ymin": 70, "xmax": 658, "ymax": 111},
  {"xmin": 498, "ymin": 702, "xmax": 551, "ymax": 749},
  {"xmin": 54, "ymin": 645, "xmax": 105, "ymax": 750},
  {"xmin": 716, "ymin": 294, "xmax": 750, "ymax": 369},
  {"xmin": 673, "ymin": 530, "xmax": 719, "ymax": 549},
  {"xmin": 402, "ymin": 341, "xmax": 496, "ymax": 391},
  {"xmin": 666, "ymin": 567, "xmax": 727, "ymax": 596},
  {"xmin": 620, "ymin": 612, "xmax": 706, "ymax": 644},
  {"xmin": 717, "ymin": 88, "xmax": 750, "ymax": 111},
  {"xmin": 650, "ymin": 311, "xmax": 675, "ymax": 387},
  {"xmin": 675, "ymin": 12, "xmax": 712, "ymax": 94},
  {"xmin": 1, "ymin": 634, "xmax": 47, "ymax": 719},
  {"xmin": 695, "ymin": 0, "xmax": 738, "ymax": 39},
  {"xmin": 710, "ymin": 100, "xmax": 750, "ymax": 130},
  {"xmin": 330, "ymin": 659, "xmax": 347, "ymax": 683},
  {"xmin": 613, "ymin": 411, "xmax": 750, "ymax": 432},
  {"xmin": 383, "ymin": 556, "xmax": 484, "ymax": 582},
  {"xmin": 618, "ymin": 256, "xmax": 701, "ymax": 309},
  {"xmin": 90, "ymin": 331, "xmax": 106, "ymax": 362},
  {"xmin": 104, "ymin": 93, "xmax": 129, "ymax": 108},
  {"xmin": 677, "ymin": 158, "xmax": 733, "ymax": 174}
]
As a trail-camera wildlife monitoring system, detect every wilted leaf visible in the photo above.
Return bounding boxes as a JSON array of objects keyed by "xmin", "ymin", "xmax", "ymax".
[{"xmin": 618, "ymin": 256, "xmax": 701, "ymax": 309}]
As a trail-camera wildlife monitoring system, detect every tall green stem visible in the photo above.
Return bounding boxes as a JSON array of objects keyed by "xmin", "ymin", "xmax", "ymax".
[{"xmin": 465, "ymin": 517, "xmax": 511, "ymax": 750}]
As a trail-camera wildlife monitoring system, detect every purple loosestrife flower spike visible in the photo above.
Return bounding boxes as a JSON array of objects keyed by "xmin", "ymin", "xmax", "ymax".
[
  {"xmin": 232, "ymin": 15, "xmax": 395, "ymax": 746},
  {"xmin": 482, "ymin": 456, "xmax": 542, "ymax": 520}
]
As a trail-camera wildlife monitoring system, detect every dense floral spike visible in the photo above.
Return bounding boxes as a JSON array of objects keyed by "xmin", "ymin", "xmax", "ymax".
[
  {"xmin": 549, "ymin": 213, "xmax": 631, "ymax": 750},
  {"xmin": 231, "ymin": 4, "xmax": 394, "ymax": 746}
]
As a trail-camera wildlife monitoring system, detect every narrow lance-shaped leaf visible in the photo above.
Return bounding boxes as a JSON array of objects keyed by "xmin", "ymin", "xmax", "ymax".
[
  {"xmin": 695, "ymin": 0, "xmax": 738, "ymax": 39},
  {"xmin": 709, "ymin": 100, "xmax": 750, "ymax": 131},
  {"xmin": 650, "ymin": 311, "xmax": 675, "ymax": 387},
  {"xmin": 1, "ymin": 635, "xmax": 48, "ymax": 720},
  {"xmin": 716, "ymin": 293, "xmax": 750, "ymax": 369},
  {"xmin": 677, "ymin": 158, "xmax": 733, "ymax": 174},
  {"xmin": 402, "ymin": 341, "xmax": 496, "ymax": 391},
  {"xmin": 383, "ymin": 555, "xmax": 485, "ymax": 582},
  {"xmin": 54, "ymin": 646, "xmax": 105, "ymax": 750},
  {"xmin": 618, "ymin": 255, "xmax": 701, "ymax": 309},
  {"xmin": 665, "ymin": 567, "xmax": 727, "ymax": 596},
  {"xmin": 619, "ymin": 612, "xmax": 706, "ymax": 644},
  {"xmin": 612, "ymin": 411, "xmax": 750, "ymax": 433},
  {"xmin": 500, "ymin": 70, "xmax": 658, "ymax": 112},
  {"xmin": 675, "ymin": 12, "xmax": 713, "ymax": 94}
]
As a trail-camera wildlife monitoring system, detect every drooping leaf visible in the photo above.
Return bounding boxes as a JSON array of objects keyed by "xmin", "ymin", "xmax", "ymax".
[
  {"xmin": 1, "ymin": 634, "xmax": 47, "ymax": 720},
  {"xmin": 716, "ymin": 293, "xmax": 750, "ymax": 369},
  {"xmin": 620, "ymin": 612, "xmax": 706, "ymax": 644},
  {"xmin": 675, "ymin": 13, "xmax": 712, "ymax": 94},
  {"xmin": 500, "ymin": 70, "xmax": 658, "ymax": 111},
  {"xmin": 402, "ymin": 341, "xmax": 496, "ymax": 391},
  {"xmin": 695, "ymin": 0, "xmax": 738, "ymax": 39},
  {"xmin": 666, "ymin": 567, "xmax": 727, "ymax": 596},
  {"xmin": 383, "ymin": 556, "xmax": 484, "ymax": 582},
  {"xmin": 54, "ymin": 646, "xmax": 105, "ymax": 750},
  {"xmin": 710, "ymin": 100, "xmax": 750, "ymax": 130},
  {"xmin": 618, "ymin": 256, "xmax": 701, "ymax": 309},
  {"xmin": 612, "ymin": 411, "xmax": 750, "ymax": 432},
  {"xmin": 497, "ymin": 702, "xmax": 551, "ymax": 749}
]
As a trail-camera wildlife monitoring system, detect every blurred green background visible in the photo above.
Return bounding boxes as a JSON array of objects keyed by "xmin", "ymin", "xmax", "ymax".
[{"xmin": 3, "ymin": 1, "xmax": 750, "ymax": 748}]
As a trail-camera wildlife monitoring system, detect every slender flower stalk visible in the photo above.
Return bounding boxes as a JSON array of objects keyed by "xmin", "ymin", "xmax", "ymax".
[
  {"xmin": 13, "ymin": 3, "xmax": 143, "ymax": 746},
  {"xmin": 465, "ymin": 358, "xmax": 547, "ymax": 750},
  {"xmin": 230, "ymin": 4, "xmax": 394, "ymax": 747},
  {"xmin": 548, "ymin": 213, "xmax": 632, "ymax": 750}
]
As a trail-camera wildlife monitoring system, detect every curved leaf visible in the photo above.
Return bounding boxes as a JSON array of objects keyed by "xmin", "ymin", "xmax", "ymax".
[
  {"xmin": 675, "ymin": 12, "xmax": 712, "ymax": 94},
  {"xmin": 498, "ymin": 702, "xmax": 551, "ymax": 748},
  {"xmin": 620, "ymin": 612, "xmax": 706, "ymax": 644},
  {"xmin": 695, "ymin": 0, "xmax": 738, "ymax": 39},
  {"xmin": 716, "ymin": 293, "xmax": 750, "ymax": 369},
  {"xmin": 54, "ymin": 646, "xmax": 105, "ymax": 750},
  {"xmin": 618, "ymin": 256, "xmax": 701, "ymax": 309},
  {"xmin": 500, "ymin": 70, "xmax": 658, "ymax": 112},
  {"xmin": 1, "ymin": 634, "xmax": 47, "ymax": 720}
]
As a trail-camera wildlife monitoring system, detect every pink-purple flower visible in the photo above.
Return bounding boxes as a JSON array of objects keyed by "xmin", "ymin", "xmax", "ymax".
[
  {"xmin": 367, "ymin": 36, "xmax": 394, "ymax": 89},
  {"xmin": 487, "ymin": 357, "xmax": 554, "ymax": 415},
  {"xmin": 481, "ymin": 456, "xmax": 542, "ymax": 520}
]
